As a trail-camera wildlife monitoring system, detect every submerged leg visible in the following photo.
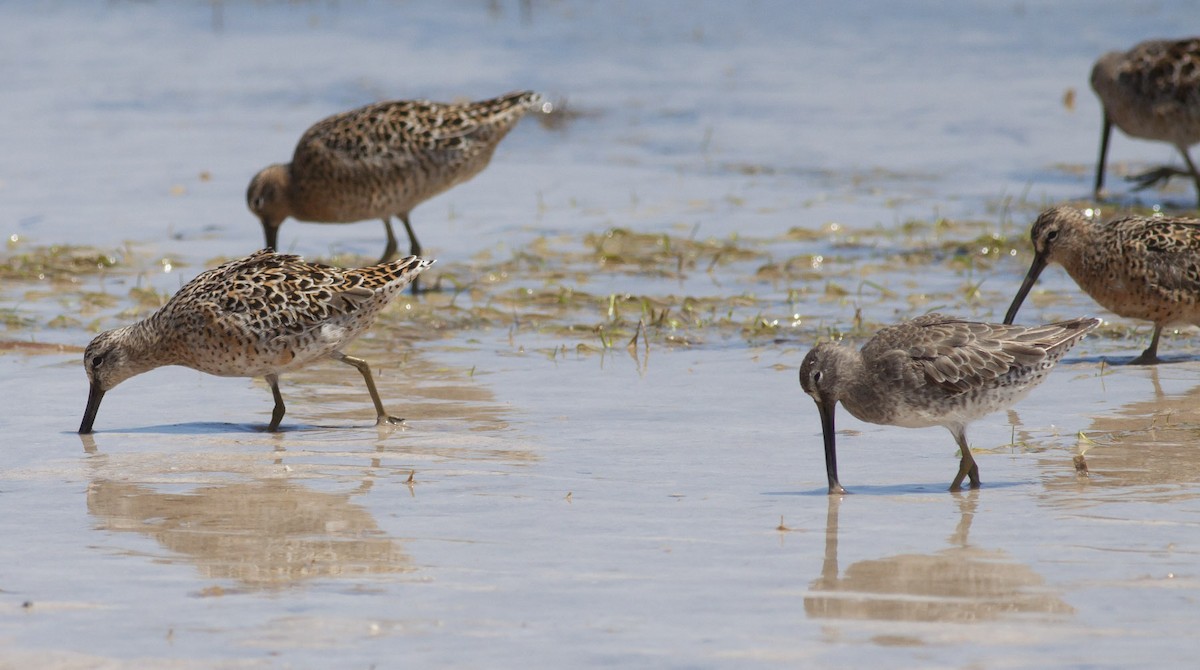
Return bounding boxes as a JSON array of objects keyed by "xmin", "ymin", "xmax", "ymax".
[
  {"xmin": 1128, "ymin": 325, "xmax": 1164, "ymax": 365},
  {"xmin": 948, "ymin": 426, "xmax": 981, "ymax": 492},
  {"xmin": 380, "ymin": 218, "xmax": 399, "ymax": 263},
  {"xmin": 1094, "ymin": 112, "xmax": 1112, "ymax": 200},
  {"xmin": 330, "ymin": 351, "xmax": 404, "ymax": 426},
  {"xmin": 265, "ymin": 373, "xmax": 286, "ymax": 432}
]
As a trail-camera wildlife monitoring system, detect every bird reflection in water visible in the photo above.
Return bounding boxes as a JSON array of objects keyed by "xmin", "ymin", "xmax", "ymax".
[
  {"xmin": 87, "ymin": 476, "xmax": 410, "ymax": 590},
  {"xmin": 804, "ymin": 493, "xmax": 1072, "ymax": 623},
  {"xmin": 1045, "ymin": 369, "xmax": 1200, "ymax": 497}
]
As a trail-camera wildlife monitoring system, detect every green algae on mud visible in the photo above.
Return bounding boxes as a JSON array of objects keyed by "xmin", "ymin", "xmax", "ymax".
[
  {"xmin": 0, "ymin": 223, "xmax": 1042, "ymax": 349},
  {"xmin": 0, "ymin": 242, "xmax": 123, "ymax": 282},
  {"xmin": 0, "ymin": 218, "xmax": 1171, "ymax": 356},
  {"xmin": 373, "ymin": 217, "xmax": 1046, "ymax": 349}
]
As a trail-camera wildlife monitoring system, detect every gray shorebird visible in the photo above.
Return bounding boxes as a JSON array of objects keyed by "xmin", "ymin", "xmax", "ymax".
[
  {"xmin": 78, "ymin": 249, "xmax": 432, "ymax": 434},
  {"xmin": 1091, "ymin": 37, "xmax": 1200, "ymax": 205},
  {"xmin": 246, "ymin": 90, "xmax": 549, "ymax": 290},
  {"xmin": 1004, "ymin": 206, "xmax": 1200, "ymax": 364},
  {"xmin": 799, "ymin": 314, "xmax": 1098, "ymax": 494}
]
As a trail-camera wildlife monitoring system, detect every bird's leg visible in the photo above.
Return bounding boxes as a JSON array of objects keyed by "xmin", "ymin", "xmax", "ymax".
[
  {"xmin": 265, "ymin": 373, "xmax": 286, "ymax": 432},
  {"xmin": 400, "ymin": 213, "xmax": 421, "ymax": 258},
  {"xmin": 1178, "ymin": 146, "xmax": 1200, "ymax": 208},
  {"xmin": 379, "ymin": 218, "xmax": 399, "ymax": 263},
  {"xmin": 329, "ymin": 351, "xmax": 404, "ymax": 426},
  {"xmin": 1128, "ymin": 325, "xmax": 1164, "ymax": 365},
  {"xmin": 1094, "ymin": 112, "xmax": 1112, "ymax": 200},
  {"xmin": 949, "ymin": 427, "xmax": 981, "ymax": 492},
  {"xmin": 397, "ymin": 213, "xmax": 425, "ymax": 293}
]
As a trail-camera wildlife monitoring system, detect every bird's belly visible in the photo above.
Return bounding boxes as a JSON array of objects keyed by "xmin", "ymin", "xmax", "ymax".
[
  {"xmin": 1079, "ymin": 277, "xmax": 1200, "ymax": 325},
  {"xmin": 880, "ymin": 378, "xmax": 1047, "ymax": 430},
  {"xmin": 292, "ymin": 188, "xmax": 420, "ymax": 223},
  {"xmin": 1109, "ymin": 103, "xmax": 1200, "ymax": 147},
  {"xmin": 183, "ymin": 323, "xmax": 358, "ymax": 378},
  {"xmin": 290, "ymin": 158, "xmax": 484, "ymax": 223}
]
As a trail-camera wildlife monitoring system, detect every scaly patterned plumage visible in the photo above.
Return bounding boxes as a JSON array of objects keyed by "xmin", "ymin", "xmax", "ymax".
[
  {"xmin": 799, "ymin": 314, "xmax": 1098, "ymax": 493},
  {"xmin": 1091, "ymin": 37, "xmax": 1200, "ymax": 204},
  {"xmin": 247, "ymin": 90, "xmax": 549, "ymax": 286},
  {"xmin": 79, "ymin": 249, "xmax": 432, "ymax": 433},
  {"xmin": 1004, "ymin": 206, "xmax": 1200, "ymax": 364}
]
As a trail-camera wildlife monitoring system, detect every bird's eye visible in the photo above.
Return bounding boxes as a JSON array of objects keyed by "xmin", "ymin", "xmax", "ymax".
[
  {"xmin": 1045, "ymin": 229, "xmax": 1059, "ymax": 242},
  {"xmin": 813, "ymin": 371, "xmax": 822, "ymax": 383},
  {"xmin": 92, "ymin": 355, "xmax": 105, "ymax": 368}
]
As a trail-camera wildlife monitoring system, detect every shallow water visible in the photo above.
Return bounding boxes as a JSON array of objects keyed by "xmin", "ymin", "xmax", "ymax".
[{"xmin": 4, "ymin": 1, "xmax": 1200, "ymax": 667}]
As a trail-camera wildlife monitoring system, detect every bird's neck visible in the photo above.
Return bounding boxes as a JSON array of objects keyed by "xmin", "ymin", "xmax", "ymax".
[
  {"xmin": 119, "ymin": 316, "xmax": 175, "ymax": 374},
  {"xmin": 835, "ymin": 351, "xmax": 889, "ymax": 424}
]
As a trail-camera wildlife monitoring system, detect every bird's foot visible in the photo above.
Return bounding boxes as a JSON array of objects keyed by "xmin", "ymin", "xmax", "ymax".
[
  {"xmin": 1126, "ymin": 165, "xmax": 1192, "ymax": 191},
  {"xmin": 376, "ymin": 415, "xmax": 406, "ymax": 428},
  {"xmin": 1127, "ymin": 351, "xmax": 1161, "ymax": 366},
  {"xmin": 949, "ymin": 478, "xmax": 981, "ymax": 492}
]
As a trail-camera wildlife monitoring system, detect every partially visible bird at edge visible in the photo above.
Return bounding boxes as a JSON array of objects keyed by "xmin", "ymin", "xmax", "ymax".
[
  {"xmin": 1091, "ymin": 37, "xmax": 1200, "ymax": 206},
  {"xmin": 1005, "ymin": 206, "xmax": 1200, "ymax": 365}
]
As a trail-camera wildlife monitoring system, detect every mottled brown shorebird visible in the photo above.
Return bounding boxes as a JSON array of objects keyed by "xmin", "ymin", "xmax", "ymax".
[
  {"xmin": 1091, "ymin": 37, "xmax": 1200, "ymax": 205},
  {"xmin": 79, "ymin": 249, "xmax": 432, "ymax": 433},
  {"xmin": 799, "ymin": 314, "xmax": 1098, "ymax": 494},
  {"xmin": 247, "ymin": 90, "xmax": 549, "ymax": 289},
  {"xmin": 1004, "ymin": 206, "xmax": 1200, "ymax": 364}
]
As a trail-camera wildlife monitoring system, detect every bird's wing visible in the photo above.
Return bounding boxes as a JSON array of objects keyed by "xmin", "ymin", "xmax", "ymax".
[
  {"xmin": 1116, "ymin": 216, "xmax": 1200, "ymax": 296},
  {"xmin": 177, "ymin": 250, "xmax": 375, "ymax": 338},
  {"xmin": 866, "ymin": 314, "xmax": 1049, "ymax": 394},
  {"xmin": 295, "ymin": 94, "xmax": 538, "ymax": 171}
]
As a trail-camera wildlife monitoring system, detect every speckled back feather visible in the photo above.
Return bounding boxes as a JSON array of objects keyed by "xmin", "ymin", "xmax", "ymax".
[
  {"xmin": 147, "ymin": 250, "xmax": 431, "ymax": 376},
  {"xmin": 1112, "ymin": 38, "xmax": 1200, "ymax": 106},
  {"xmin": 301, "ymin": 90, "xmax": 546, "ymax": 161}
]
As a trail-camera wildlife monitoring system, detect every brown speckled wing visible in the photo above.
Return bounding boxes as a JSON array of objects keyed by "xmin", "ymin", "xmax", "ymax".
[
  {"xmin": 167, "ymin": 250, "xmax": 426, "ymax": 340},
  {"xmin": 1120, "ymin": 38, "xmax": 1200, "ymax": 106},
  {"xmin": 295, "ymin": 91, "xmax": 541, "ymax": 171},
  {"xmin": 1111, "ymin": 216, "xmax": 1200, "ymax": 296}
]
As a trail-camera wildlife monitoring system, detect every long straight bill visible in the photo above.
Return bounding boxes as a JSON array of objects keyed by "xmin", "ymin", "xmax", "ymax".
[
  {"xmin": 79, "ymin": 383, "xmax": 105, "ymax": 434},
  {"xmin": 818, "ymin": 399, "xmax": 846, "ymax": 495},
  {"xmin": 1003, "ymin": 254, "xmax": 1048, "ymax": 325}
]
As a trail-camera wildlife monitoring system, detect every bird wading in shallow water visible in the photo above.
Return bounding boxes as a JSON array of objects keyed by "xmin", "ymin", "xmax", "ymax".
[
  {"xmin": 78, "ymin": 249, "xmax": 432, "ymax": 434},
  {"xmin": 246, "ymin": 90, "xmax": 549, "ymax": 291},
  {"xmin": 1090, "ymin": 37, "xmax": 1200, "ymax": 205},
  {"xmin": 799, "ymin": 314, "xmax": 1098, "ymax": 494},
  {"xmin": 1005, "ymin": 206, "xmax": 1200, "ymax": 364}
]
